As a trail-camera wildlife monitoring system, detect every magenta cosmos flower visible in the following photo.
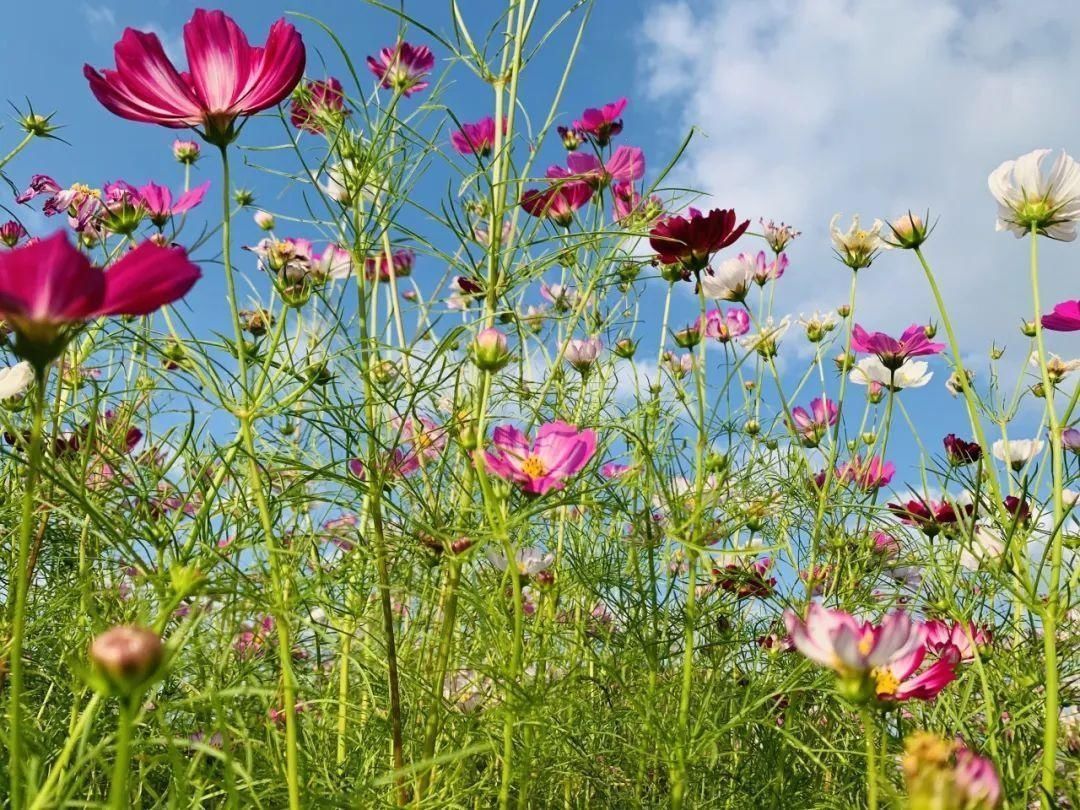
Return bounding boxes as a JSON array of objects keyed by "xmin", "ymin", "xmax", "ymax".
[
  {"xmin": 783, "ymin": 603, "xmax": 923, "ymax": 678},
  {"xmin": 138, "ymin": 181, "xmax": 211, "ymax": 228},
  {"xmin": 450, "ymin": 117, "xmax": 507, "ymax": 158},
  {"xmin": 483, "ymin": 420, "xmax": 597, "ymax": 496},
  {"xmin": 789, "ymin": 397, "xmax": 838, "ymax": 447},
  {"xmin": 649, "ymin": 207, "xmax": 750, "ymax": 274},
  {"xmin": 367, "ymin": 42, "xmax": 434, "ymax": 97},
  {"xmin": 0, "ymin": 231, "xmax": 200, "ymax": 365},
  {"xmin": 84, "ymin": 9, "xmax": 305, "ymax": 145},
  {"xmin": 520, "ymin": 182, "xmax": 593, "ymax": 228},
  {"xmin": 573, "ymin": 98, "xmax": 626, "ymax": 146},
  {"xmin": 560, "ymin": 145, "xmax": 645, "ymax": 188},
  {"xmin": 1042, "ymin": 299, "xmax": 1080, "ymax": 331},
  {"xmin": 851, "ymin": 323, "xmax": 944, "ymax": 370},
  {"xmin": 290, "ymin": 77, "xmax": 348, "ymax": 133},
  {"xmin": 837, "ymin": 455, "xmax": 895, "ymax": 491},
  {"xmin": 872, "ymin": 642, "xmax": 959, "ymax": 702}
]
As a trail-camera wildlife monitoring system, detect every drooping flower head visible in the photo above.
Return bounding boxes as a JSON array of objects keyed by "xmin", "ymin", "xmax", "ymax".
[
  {"xmin": 85, "ymin": 9, "xmax": 306, "ymax": 146},
  {"xmin": 450, "ymin": 117, "xmax": 506, "ymax": 158},
  {"xmin": 483, "ymin": 420, "xmax": 596, "ymax": 496},
  {"xmin": 17, "ymin": 175, "xmax": 104, "ymax": 234},
  {"xmin": 0, "ymin": 231, "xmax": 200, "ymax": 366},
  {"xmin": 1042, "ymin": 299, "xmax": 1080, "ymax": 332},
  {"xmin": 789, "ymin": 397, "xmax": 838, "ymax": 447},
  {"xmin": 988, "ymin": 148, "xmax": 1080, "ymax": 240},
  {"xmin": 851, "ymin": 324, "xmax": 944, "ymax": 370},
  {"xmin": 649, "ymin": 207, "xmax": 749, "ymax": 275},
  {"xmin": 573, "ymin": 98, "xmax": 626, "ymax": 146},
  {"xmin": 366, "ymin": 42, "xmax": 434, "ymax": 97},
  {"xmin": 290, "ymin": 77, "xmax": 349, "ymax": 133}
]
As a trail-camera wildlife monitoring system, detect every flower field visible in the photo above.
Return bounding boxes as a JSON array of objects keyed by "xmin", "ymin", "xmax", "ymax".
[{"xmin": 0, "ymin": 3, "xmax": 1077, "ymax": 808}]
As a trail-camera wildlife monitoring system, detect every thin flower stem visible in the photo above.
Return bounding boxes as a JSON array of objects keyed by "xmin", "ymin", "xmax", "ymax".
[
  {"xmin": 7, "ymin": 366, "xmax": 48, "ymax": 810},
  {"xmin": 107, "ymin": 699, "xmax": 136, "ymax": 810},
  {"xmin": 671, "ymin": 550, "xmax": 698, "ymax": 810},
  {"xmin": 0, "ymin": 131, "xmax": 33, "ymax": 174},
  {"xmin": 861, "ymin": 708, "xmax": 878, "ymax": 810},
  {"xmin": 1028, "ymin": 226, "xmax": 1063, "ymax": 806}
]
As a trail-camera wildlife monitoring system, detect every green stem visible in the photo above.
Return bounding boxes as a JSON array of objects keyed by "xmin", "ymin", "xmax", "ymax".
[
  {"xmin": 861, "ymin": 708, "xmax": 878, "ymax": 810},
  {"xmin": 1028, "ymin": 226, "xmax": 1063, "ymax": 806},
  {"xmin": 0, "ymin": 131, "xmax": 34, "ymax": 174},
  {"xmin": 107, "ymin": 699, "xmax": 136, "ymax": 810},
  {"xmin": 671, "ymin": 551, "xmax": 698, "ymax": 810},
  {"xmin": 7, "ymin": 367, "xmax": 47, "ymax": 810}
]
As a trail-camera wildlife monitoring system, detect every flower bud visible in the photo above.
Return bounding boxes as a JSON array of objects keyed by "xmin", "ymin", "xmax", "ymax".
[
  {"xmin": 0, "ymin": 221, "xmax": 27, "ymax": 248},
  {"xmin": 172, "ymin": 139, "xmax": 201, "ymax": 164},
  {"xmin": 743, "ymin": 380, "xmax": 756, "ymax": 392},
  {"xmin": 836, "ymin": 304, "xmax": 851, "ymax": 319},
  {"xmin": 254, "ymin": 210, "xmax": 276, "ymax": 230},
  {"xmin": 885, "ymin": 211, "xmax": 930, "ymax": 249},
  {"xmin": 470, "ymin": 327, "xmax": 511, "ymax": 372},
  {"xmin": 833, "ymin": 352, "xmax": 855, "ymax": 373},
  {"xmin": 20, "ymin": 112, "xmax": 56, "ymax": 138},
  {"xmin": 673, "ymin": 324, "xmax": 702, "ymax": 349},
  {"xmin": 613, "ymin": 338, "xmax": 637, "ymax": 359},
  {"xmin": 744, "ymin": 419, "xmax": 760, "ymax": 436},
  {"xmin": 371, "ymin": 360, "xmax": 398, "ymax": 385},
  {"xmin": 990, "ymin": 344, "xmax": 1004, "ymax": 360},
  {"xmin": 233, "ymin": 188, "xmax": 255, "ymax": 207},
  {"xmin": 867, "ymin": 381, "xmax": 885, "ymax": 404},
  {"xmin": 89, "ymin": 625, "xmax": 164, "ymax": 697},
  {"xmin": 923, "ymin": 322, "xmax": 937, "ymax": 339},
  {"xmin": 1020, "ymin": 320, "xmax": 1036, "ymax": 338},
  {"xmin": 862, "ymin": 431, "xmax": 876, "ymax": 445}
]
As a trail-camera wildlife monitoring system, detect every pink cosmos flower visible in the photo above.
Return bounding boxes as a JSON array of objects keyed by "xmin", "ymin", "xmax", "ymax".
[
  {"xmin": 364, "ymin": 248, "xmax": 414, "ymax": 282},
  {"xmin": 837, "ymin": 455, "xmax": 895, "ymax": 491},
  {"xmin": 873, "ymin": 531, "xmax": 901, "ymax": 557},
  {"xmin": 851, "ymin": 324, "xmax": 945, "ymax": 370},
  {"xmin": 450, "ymin": 117, "xmax": 506, "ymax": 158},
  {"xmin": 366, "ymin": 42, "xmax": 434, "ymax": 97},
  {"xmin": 783, "ymin": 603, "xmax": 924, "ymax": 677},
  {"xmin": 173, "ymin": 139, "xmax": 200, "ymax": 164},
  {"xmin": 138, "ymin": 181, "xmax": 210, "ymax": 227},
  {"xmin": 712, "ymin": 557, "xmax": 776, "ymax": 599},
  {"xmin": 573, "ymin": 98, "xmax": 626, "ymax": 146},
  {"xmin": 388, "ymin": 416, "xmax": 447, "ymax": 477},
  {"xmin": 520, "ymin": 182, "xmax": 593, "ymax": 228},
  {"xmin": 612, "ymin": 181, "xmax": 661, "ymax": 223},
  {"xmin": 483, "ymin": 420, "xmax": 597, "ymax": 496},
  {"xmin": 922, "ymin": 620, "xmax": 989, "ymax": 662},
  {"xmin": 601, "ymin": 462, "xmax": 632, "ymax": 479},
  {"xmin": 561, "ymin": 145, "xmax": 645, "ymax": 188},
  {"xmin": 701, "ymin": 308, "xmax": 750, "ymax": 342},
  {"xmin": 749, "ymin": 250, "xmax": 788, "ymax": 285},
  {"xmin": 952, "ymin": 746, "xmax": 1002, "ymax": 807},
  {"xmin": 873, "ymin": 642, "xmax": 959, "ymax": 702},
  {"xmin": 290, "ymin": 77, "xmax": 347, "ymax": 133},
  {"xmin": 0, "ymin": 231, "xmax": 200, "ymax": 364},
  {"xmin": 85, "ymin": 9, "xmax": 306, "ymax": 145},
  {"xmin": 649, "ymin": 207, "xmax": 750, "ymax": 274},
  {"xmin": 1042, "ymin": 299, "xmax": 1080, "ymax": 331},
  {"xmin": 565, "ymin": 337, "xmax": 603, "ymax": 372},
  {"xmin": 789, "ymin": 397, "xmax": 838, "ymax": 447}
]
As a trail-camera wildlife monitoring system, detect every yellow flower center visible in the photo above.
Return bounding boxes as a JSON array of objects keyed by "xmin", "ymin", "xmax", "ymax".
[
  {"xmin": 857, "ymin": 634, "xmax": 874, "ymax": 656},
  {"xmin": 872, "ymin": 667, "xmax": 899, "ymax": 696},
  {"xmin": 521, "ymin": 455, "xmax": 547, "ymax": 478}
]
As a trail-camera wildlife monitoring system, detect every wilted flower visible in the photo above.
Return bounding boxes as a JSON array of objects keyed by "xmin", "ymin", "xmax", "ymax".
[
  {"xmin": 991, "ymin": 438, "xmax": 1044, "ymax": 471},
  {"xmin": 367, "ymin": 42, "xmax": 434, "ymax": 97},
  {"xmin": 798, "ymin": 311, "xmax": 838, "ymax": 342},
  {"xmin": 830, "ymin": 214, "xmax": 886, "ymax": 270},
  {"xmin": 1031, "ymin": 351, "xmax": 1080, "ymax": 383},
  {"xmin": 759, "ymin": 218, "xmax": 800, "ymax": 253},
  {"xmin": 483, "ymin": 421, "xmax": 596, "ymax": 496},
  {"xmin": 988, "ymin": 148, "xmax": 1080, "ymax": 240},
  {"xmin": 741, "ymin": 317, "xmax": 791, "ymax": 358},
  {"xmin": 945, "ymin": 368, "xmax": 975, "ymax": 397}
]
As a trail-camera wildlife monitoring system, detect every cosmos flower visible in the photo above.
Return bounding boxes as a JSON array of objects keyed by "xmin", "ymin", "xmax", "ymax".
[
  {"xmin": 565, "ymin": 337, "xmax": 603, "ymax": 372},
  {"xmin": 991, "ymin": 438, "xmax": 1044, "ymax": 471},
  {"xmin": 851, "ymin": 324, "xmax": 944, "ymax": 370},
  {"xmin": 366, "ymin": 42, "xmax": 435, "ymax": 97},
  {"xmin": 888, "ymin": 498, "xmax": 965, "ymax": 537},
  {"xmin": 830, "ymin": 214, "xmax": 887, "ymax": 269},
  {"xmin": 790, "ymin": 397, "xmax": 838, "ymax": 447},
  {"xmin": 85, "ymin": 9, "xmax": 305, "ymax": 145},
  {"xmin": 573, "ymin": 98, "xmax": 626, "ymax": 146},
  {"xmin": 783, "ymin": 603, "xmax": 923, "ymax": 678},
  {"xmin": 649, "ymin": 208, "xmax": 749, "ymax": 274},
  {"xmin": 849, "ymin": 357, "xmax": 933, "ymax": 391},
  {"xmin": 988, "ymin": 148, "xmax": 1080, "ymax": 240},
  {"xmin": 137, "ymin": 181, "xmax": 210, "ymax": 228},
  {"xmin": 700, "ymin": 252, "xmax": 758, "ymax": 302},
  {"xmin": 0, "ymin": 362, "xmax": 34, "ymax": 400},
  {"xmin": 701, "ymin": 308, "xmax": 750, "ymax": 342},
  {"xmin": 1042, "ymin": 299, "xmax": 1080, "ymax": 332},
  {"xmin": 759, "ymin": 218, "xmax": 800, "ymax": 252},
  {"xmin": 483, "ymin": 421, "xmax": 597, "ymax": 496},
  {"xmin": 560, "ymin": 145, "xmax": 645, "ymax": 188},
  {"xmin": 450, "ymin": 117, "xmax": 506, "ymax": 158},
  {"xmin": 837, "ymin": 455, "xmax": 895, "ymax": 491},
  {"xmin": 520, "ymin": 182, "xmax": 593, "ymax": 228},
  {"xmin": 290, "ymin": 77, "xmax": 348, "ymax": 133},
  {"xmin": 943, "ymin": 434, "xmax": 982, "ymax": 466},
  {"xmin": 872, "ymin": 643, "xmax": 959, "ymax": 702}
]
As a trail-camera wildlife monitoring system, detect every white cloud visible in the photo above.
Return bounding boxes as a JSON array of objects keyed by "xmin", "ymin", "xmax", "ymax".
[
  {"xmin": 638, "ymin": 0, "xmax": 1080, "ymax": 357},
  {"xmin": 82, "ymin": 4, "xmax": 183, "ymax": 63}
]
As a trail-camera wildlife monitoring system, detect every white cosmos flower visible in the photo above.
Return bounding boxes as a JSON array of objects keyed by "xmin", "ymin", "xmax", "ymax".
[
  {"xmin": 992, "ymin": 438, "xmax": 1045, "ymax": 470},
  {"xmin": 0, "ymin": 362, "xmax": 34, "ymax": 400},
  {"xmin": 740, "ymin": 316, "xmax": 791, "ymax": 354},
  {"xmin": 701, "ymin": 254, "xmax": 755, "ymax": 301},
  {"xmin": 959, "ymin": 525, "xmax": 1006, "ymax": 571},
  {"xmin": 849, "ymin": 356, "xmax": 932, "ymax": 390},
  {"xmin": 988, "ymin": 148, "xmax": 1080, "ymax": 240},
  {"xmin": 829, "ymin": 214, "xmax": 887, "ymax": 269},
  {"xmin": 488, "ymin": 547, "xmax": 553, "ymax": 576}
]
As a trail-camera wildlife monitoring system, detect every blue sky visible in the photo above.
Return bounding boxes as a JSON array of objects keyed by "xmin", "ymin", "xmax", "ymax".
[{"xmin": 2, "ymin": 0, "xmax": 1076, "ymax": 492}]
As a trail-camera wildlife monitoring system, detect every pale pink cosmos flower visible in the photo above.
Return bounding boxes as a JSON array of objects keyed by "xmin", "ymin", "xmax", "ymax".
[
  {"xmin": 922, "ymin": 620, "xmax": 989, "ymax": 662},
  {"xmin": 759, "ymin": 218, "xmax": 800, "ymax": 252},
  {"xmin": 701, "ymin": 308, "xmax": 750, "ymax": 342},
  {"xmin": 789, "ymin": 397, "xmax": 837, "ymax": 447},
  {"xmin": 851, "ymin": 324, "xmax": 944, "ymax": 369},
  {"xmin": 389, "ymin": 415, "xmax": 447, "ymax": 477},
  {"xmin": 85, "ymin": 9, "xmax": 305, "ymax": 145},
  {"xmin": 316, "ymin": 245, "xmax": 352, "ymax": 280},
  {"xmin": 952, "ymin": 745, "xmax": 1002, "ymax": 808},
  {"xmin": 367, "ymin": 42, "xmax": 435, "ymax": 97},
  {"xmin": 483, "ymin": 420, "xmax": 597, "ymax": 496},
  {"xmin": 837, "ymin": 455, "xmax": 895, "ymax": 491},
  {"xmin": 488, "ymin": 547, "xmax": 554, "ymax": 578},
  {"xmin": 782, "ymin": 603, "xmax": 923, "ymax": 677},
  {"xmin": 747, "ymin": 250, "xmax": 788, "ymax": 286},
  {"xmin": 565, "ymin": 337, "xmax": 603, "ymax": 372},
  {"xmin": 138, "ymin": 180, "xmax": 211, "ymax": 227},
  {"xmin": 290, "ymin": 77, "xmax": 348, "ymax": 133},
  {"xmin": 872, "ymin": 642, "xmax": 959, "ymax": 702}
]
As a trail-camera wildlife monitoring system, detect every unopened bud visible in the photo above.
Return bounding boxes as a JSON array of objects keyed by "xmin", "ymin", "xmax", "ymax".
[
  {"xmin": 254, "ymin": 210, "xmax": 276, "ymax": 230},
  {"xmin": 471, "ymin": 327, "xmax": 511, "ymax": 372},
  {"xmin": 1020, "ymin": 320, "xmax": 1036, "ymax": 338},
  {"xmin": 89, "ymin": 625, "xmax": 163, "ymax": 697}
]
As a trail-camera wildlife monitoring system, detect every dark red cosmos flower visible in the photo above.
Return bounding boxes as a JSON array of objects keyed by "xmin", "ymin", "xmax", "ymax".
[
  {"xmin": 1002, "ymin": 496, "xmax": 1031, "ymax": 522},
  {"xmin": 943, "ymin": 434, "xmax": 982, "ymax": 466},
  {"xmin": 888, "ymin": 498, "xmax": 969, "ymax": 537},
  {"xmin": 649, "ymin": 207, "xmax": 749, "ymax": 274}
]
